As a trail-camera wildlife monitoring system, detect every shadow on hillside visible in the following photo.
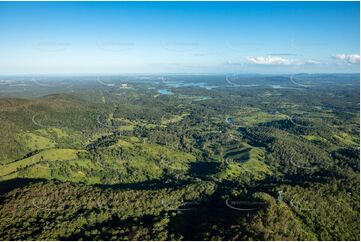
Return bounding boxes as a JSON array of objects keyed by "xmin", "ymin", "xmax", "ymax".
[
  {"xmin": 0, "ymin": 177, "xmax": 47, "ymax": 195},
  {"xmin": 95, "ymin": 178, "xmax": 193, "ymax": 190},
  {"xmin": 188, "ymin": 162, "xmax": 220, "ymax": 177}
]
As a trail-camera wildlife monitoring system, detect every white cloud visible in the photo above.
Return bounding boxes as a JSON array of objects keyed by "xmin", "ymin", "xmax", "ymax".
[
  {"xmin": 333, "ymin": 54, "xmax": 360, "ymax": 64},
  {"xmin": 247, "ymin": 56, "xmax": 293, "ymax": 65},
  {"xmin": 306, "ymin": 59, "xmax": 321, "ymax": 64},
  {"xmin": 226, "ymin": 60, "xmax": 244, "ymax": 65}
]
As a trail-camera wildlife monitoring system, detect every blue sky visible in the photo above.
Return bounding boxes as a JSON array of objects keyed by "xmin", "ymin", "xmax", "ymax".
[{"xmin": 0, "ymin": 1, "xmax": 359, "ymax": 74}]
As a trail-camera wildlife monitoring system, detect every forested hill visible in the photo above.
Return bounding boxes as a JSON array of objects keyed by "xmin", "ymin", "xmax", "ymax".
[{"xmin": 0, "ymin": 74, "xmax": 359, "ymax": 240}]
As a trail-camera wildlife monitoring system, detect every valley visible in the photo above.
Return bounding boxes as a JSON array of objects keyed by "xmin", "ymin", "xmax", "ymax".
[{"xmin": 0, "ymin": 74, "xmax": 359, "ymax": 240}]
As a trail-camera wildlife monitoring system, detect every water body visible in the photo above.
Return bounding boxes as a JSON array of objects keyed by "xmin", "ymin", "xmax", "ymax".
[
  {"xmin": 271, "ymin": 85, "xmax": 282, "ymax": 89},
  {"xmin": 270, "ymin": 85, "xmax": 299, "ymax": 89},
  {"xmin": 164, "ymin": 81, "xmax": 218, "ymax": 90},
  {"xmin": 240, "ymin": 84, "xmax": 259, "ymax": 87},
  {"xmin": 166, "ymin": 80, "xmax": 260, "ymax": 89},
  {"xmin": 158, "ymin": 89, "xmax": 173, "ymax": 95}
]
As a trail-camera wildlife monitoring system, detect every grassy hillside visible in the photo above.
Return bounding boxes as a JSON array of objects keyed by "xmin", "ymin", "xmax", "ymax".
[{"xmin": 0, "ymin": 75, "xmax": 359, "ymax": 240}]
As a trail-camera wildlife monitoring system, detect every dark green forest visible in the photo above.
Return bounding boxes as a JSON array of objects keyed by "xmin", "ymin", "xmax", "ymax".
[{"xmin": 0, "ymin": 74, "xmax": 359, "ymax": 240}]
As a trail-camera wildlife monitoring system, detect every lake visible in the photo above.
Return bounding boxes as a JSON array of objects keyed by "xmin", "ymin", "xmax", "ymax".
[{"xmin": 158, "ymin": 89, "xmax": 173, "ymax": 95}]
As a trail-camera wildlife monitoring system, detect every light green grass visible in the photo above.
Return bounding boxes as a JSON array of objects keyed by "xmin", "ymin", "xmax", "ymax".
[
  {"xmin": 116, "ymin": 139, "xmax": 134, "ymax": 148},
  {"xmin": 36, "ymin": 128, "xmax": 69, "ymax": 138},
  {"xmin": 0, "ymin": 148, "xmax": 79, "ymax": 177},
  {"xmin": 1, "ymin": 155, "xmax": 103, "ymax": 184},
  {"xmin": 117, "ymin": 125, "xmax": 135, "ymax": 131},
  {"xmin": 303, "ymin": 135, "xmax": 328, "ymax": 143},
  {"xmin": 218, "ymin": 159, "xmax": 271, "ymax": 181},
  {"xmin": 161, "ymin": 113, "xmax": 189, "ymax": 125},
  {"xmin": 237, "ymin": 112, "xmax": 288, "ymax": 126},
  {"xmin": 218, "ymin": 144, "xmax": 272, "ymax": 181},
  {"xmin": 114, "ymin": 136, "xmax": 197, "ymax": 180},
  {"xmin": 141, "ymin": 142, "xmax": 195, "ymax": 162},
  {"xmin": 16, "ymin": 132, "xmax": 56, "ymax": 150},
  {"xmin": 15, "ymin": 128, "xmax": 71, "ymax": 151},
  {"xmin": 227, "ymin": 107, "xmax": 288, "ymax": 126},
  {"xmin": 333, "ymin": 132, "xmax": 358, "ymax": 146}
]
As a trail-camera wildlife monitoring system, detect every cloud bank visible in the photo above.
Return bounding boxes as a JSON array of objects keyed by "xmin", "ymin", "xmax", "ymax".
[
  {"xmin": 306, "ymin": 59, "xmax": 321, "ymax": 65},
  {"xmin": 247, "ymin": 56, "xmax": 293, "ymax": 65},
  {"xmin": 333, "ymin": 54, "xmax": 360, "ymax": 64}
]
